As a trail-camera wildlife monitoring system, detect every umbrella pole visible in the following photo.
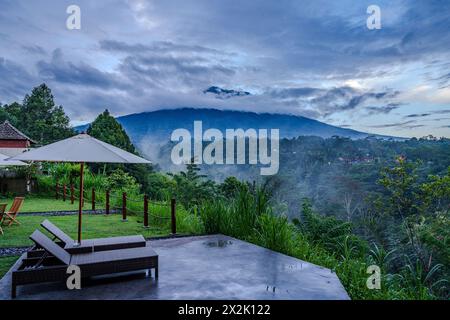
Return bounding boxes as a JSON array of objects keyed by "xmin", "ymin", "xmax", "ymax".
[{"xmin": 77, "ymin": 162, "xmax": 85, "ymax": 245}]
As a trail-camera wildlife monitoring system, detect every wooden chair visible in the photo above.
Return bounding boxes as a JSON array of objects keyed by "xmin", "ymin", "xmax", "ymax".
[
  {"xmin": 2, "ymin": 197, "xmax": 24, "ymax": 227},
  {"xmin": 0, "ymin": 203, "xmax": 7, "ymax": 235}
]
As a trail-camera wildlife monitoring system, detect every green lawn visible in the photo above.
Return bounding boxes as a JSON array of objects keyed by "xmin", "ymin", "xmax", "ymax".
[
  {"xmin": 0, "ymin": 197, "xmax": 201, "ymax": 248},
  {"xmin": 0, "ymin": 197, "xmax": 103, "ymax": 213},
  {"xmin": 0, "ymin": 256, "xmax": 20, "ymax": 278},
  {"xmin": 0, "ymin": 196, "xmax": 203, "ymax": 278},
  {"xmin": 0, "ymin": 214, "xmax": 176, "ymax": 248}
]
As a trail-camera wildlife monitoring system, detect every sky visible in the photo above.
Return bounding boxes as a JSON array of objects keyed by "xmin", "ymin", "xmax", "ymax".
[{"xmin": 0, "ymin": 0, "xmax": 449, "ymax": 138}]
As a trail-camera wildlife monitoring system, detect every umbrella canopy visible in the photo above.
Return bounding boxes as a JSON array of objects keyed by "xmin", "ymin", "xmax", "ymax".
[
  {"xmin": 12, "ymin": 133, "xmax": 150, "ymax": 164},
  {"xmin": 0, "ymin": 152, "xmax": 28, "ymax": 167},
  {"xmin": 11, "ymin": 133, "xmax": 151, "ymax": 245}
]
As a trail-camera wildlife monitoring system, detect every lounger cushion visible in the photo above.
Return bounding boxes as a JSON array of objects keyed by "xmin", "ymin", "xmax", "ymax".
[
  {"xmin": 92, "ymin": 235, "xmax": 145, "ymax": 247},
  {"xmin": 71, "ymin": 246, "xmax": 158, "ymax": 265},
  {"xmin": 41, "ymin": 219, "xmax": 73, "ymax": 244},
  {"xmin": 41, "ymin": 220, "xmax": 146, "ymax": 252},
  {"xmin": 29, "ymin": 230, "xmax": 71, "ymax": 265}
]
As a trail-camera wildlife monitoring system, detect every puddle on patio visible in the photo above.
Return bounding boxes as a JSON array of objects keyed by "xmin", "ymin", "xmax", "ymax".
[{"xmin": 204, "ymin": 239, "xmax": 233, "ymax": 248}]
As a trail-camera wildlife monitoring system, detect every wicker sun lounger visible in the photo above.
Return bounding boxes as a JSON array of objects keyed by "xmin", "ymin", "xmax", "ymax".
[
  {"xmin": 40, "ymin": 219, "xmax": 146, "ymax": 254},
  {"xmin": 11, "ymin": 230, "xmax": 158, "ymax": 298}
]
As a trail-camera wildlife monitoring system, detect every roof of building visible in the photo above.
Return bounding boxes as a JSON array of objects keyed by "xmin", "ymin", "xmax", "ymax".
[
  {"xmin": 0, "ymin": 121, "xmax": 36, "ymax": 143},
  {"xmin": 0, "ymin": 147, "xmax": 30, "ymax": 157}
]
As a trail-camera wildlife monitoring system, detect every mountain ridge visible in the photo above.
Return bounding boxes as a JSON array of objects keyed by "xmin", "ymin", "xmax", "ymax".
[{"xmin": 77, "ymin": 107, "xmax": 395, "ymax": 145}]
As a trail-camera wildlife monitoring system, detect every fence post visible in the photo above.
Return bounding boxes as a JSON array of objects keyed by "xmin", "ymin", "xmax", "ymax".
[
  {"xmin": 63, "ymin": 184, "xmax": 66, "ymax": 202},
  {"xmin": 171, "ymin": 198, "xmax": 176, "ymax": 234},
  {"xmin": 92, "ymin": 187, "xmax": 95, "ymax": 211},
  {"xmin": 70, "ymin": 184, "xmax": 74, "ymax": 204},
  {"xmin": 143, "ymin": 195, "xmax": 149, "ymax": 228},
  {"xmin": 122, "ymin": 192, "xmax": 127, "ymax": 222},
  {"xmin": 55, "ymin": 183, "xmax": 59, "ymax": 200},
  {"xmin": 106, "ymin": 190, "xmax": 110, "ymax": 215}
]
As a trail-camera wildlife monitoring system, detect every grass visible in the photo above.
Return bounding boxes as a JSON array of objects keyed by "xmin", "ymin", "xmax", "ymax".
[
  {"xmin": 0, "ymin": 196, "xmax": 203, "ymax": 248},
  {"xmin": 0, "ymin": 214, "xmax": 181, "ymax": 248},
  {"xmin": 0, "ymin": 194, "xmax": 204, "ymax": 279},
  {"xmin": 0, "ymin": 197, "xmax": 203, "ymax": 277},
  {"xmin": 0, "ymin": 256, "xmax": 20, "ymax": 279},
  {"xmin": 0, "ymin": 196, "xmax": 103, "ymax": 213}
]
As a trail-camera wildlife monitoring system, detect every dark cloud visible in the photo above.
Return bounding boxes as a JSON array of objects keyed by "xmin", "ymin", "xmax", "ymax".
[
  {"xmin": 22, "ymin": 45, "xmax": 46, "ymax": 55},
  {"xmin": 268, "ymin": 87, "xmax": 320, "ymax": 99},
  {"xmin": 431, "ymin": 117, "xmax": 450, "ymax": 122},
  {"xmin": 0, "ymin": 57, "xmax": 36, "ymax": 100},
  {"xmin": 36, "ymin": 49, "xmax": 128, "ymax": 90},
  {"xmin": 118, "ymin": 53, "xmax": 235, "ymax": 90},
  {"xmin": 316, "ymin": 89, "xmax": 399, "ymax": 116},
  {"xmin": 433, "ymin": 109, "xmax": 450, "ymax": 114},
  {"xmin": 366, "ymin": 103, "xmax": 402, "ymax": 115},
  {"xmin": 268, "ymin": 86, "xmax": 400, "ymax": 117},
  {"xmin": 403, "ymin": 124, "xmax": 425, "ymax": 129},
  {"xmin": 369, "ymin": 120, "xmax": 417, "ymax": 128},
  {"xmin": 203, "ymin": 86, "xmax": 250, "ymax": 99},
  {"xmin": 100, "ymin": 40, "xmax": 224, "ymax": 56},
  {"xmin": 434, "ymin": 72, "xmax": 450, "ymax": 88},
  {"xmin": 405, "ymin": 113, "xmax": 431, "ymax": 118},
  {"xmin": 99, "ymin": 39, "xmax": 238, "ymax": 92}
]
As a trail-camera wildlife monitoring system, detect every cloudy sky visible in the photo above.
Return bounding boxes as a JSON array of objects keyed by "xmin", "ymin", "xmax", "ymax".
[{"xmin": 0, "ymin": 0, "xmax": 449, "ymax": 137}]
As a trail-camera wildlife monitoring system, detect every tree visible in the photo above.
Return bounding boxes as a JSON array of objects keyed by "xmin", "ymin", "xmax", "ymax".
[
  {"xmin": 2, "ymin": 102, "xmax": 21, "ymax": 124},
  {"xmin": 104, "ymin": 168, "xmax": 140, "ymax": 195},
  {"xmin": 87, "ymin": 109, "xmax": 152, "ymax": 191},
  {"xmin": 20, "ymin": 83, "xmax": 74, "ymax": 144},
  {"xmin": 87, "ymin": 109, "xmax": 136, "ymax": 153},
  {"xmin": 378, "ymin": 157, "xmax": 430, "ymax": 269},
  {"xmin": 421, "ymin": 167, "xmax": 450, "ymax": 212},
  {"xmin": 378, "ymin": 157, "xmax": 422, "ymax": 220},
  {"xmin": 335, "ymin": 175, "xmax": 363, "ymax": 222},
  {"xmin": 220, "ymin": 176, "xmax": 248, "ymax": 199},
  {"xmin": 0, "ymin": 104, "xmax": 10, "ymax": 123},
  {"xmin": 169, "ymin": 158, "xmax": 217, "ymax": 209}
]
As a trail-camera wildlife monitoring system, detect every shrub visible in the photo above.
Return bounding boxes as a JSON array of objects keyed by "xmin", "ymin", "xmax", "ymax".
[
  {"xmin": 298, "ymin": 200, "xmax": 368, "ymax": 259},
  {"xmin": 253, "ymin": 213, "xmax": 294, "ymax": 254},
  {"xmin": 176, "ymin": 205, "xmax": 204, "ymax": 234},
  {"xmin": 199, "ymin": 200, "xmax": 231, "ymax": 235}
]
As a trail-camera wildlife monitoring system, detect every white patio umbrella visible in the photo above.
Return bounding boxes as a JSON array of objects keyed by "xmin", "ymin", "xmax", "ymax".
[
  {"xmin": 0, "ymin": 152, "xmax": 28, "ymax": 166},
  {"xmin": 11, "ymin": 133, "xmax": 151, "ymax": 245}
]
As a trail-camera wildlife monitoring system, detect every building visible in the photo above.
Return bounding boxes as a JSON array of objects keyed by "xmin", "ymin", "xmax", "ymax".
[
  {"xmin": 0, "ymin": 120, "xmax": 35, "ymax": 155},
  {"xmin": 0, "ymin": 121, "xmax": 36, "ymax": 194}
]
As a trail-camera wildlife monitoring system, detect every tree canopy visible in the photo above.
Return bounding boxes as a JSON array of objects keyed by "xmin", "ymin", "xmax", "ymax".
[
  {"xmin": 86, "ymin": 109, "xmax": 152, "ymax": 190},
  {"xmin": 87, "ymin": 109, "xmax": 136, "ymax": 154},
  {"xmin": 1, "ymin": 83, "xmax": 74, "ymax": 144}
]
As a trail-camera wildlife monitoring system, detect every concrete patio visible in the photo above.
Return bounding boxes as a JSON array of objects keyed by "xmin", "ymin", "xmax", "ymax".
[{"xmin": 0, "ymin": 235, "xmax": 349, "ymax": 300}]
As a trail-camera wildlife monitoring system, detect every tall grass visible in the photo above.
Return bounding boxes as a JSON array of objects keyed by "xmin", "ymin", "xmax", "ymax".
[
  {"xmin": 199, "ymin": 185, "xmax": 269, "ymax": 239},
  {"xmin": 253, "ymin": 213, "xmax": 294, "ymax": 253}
]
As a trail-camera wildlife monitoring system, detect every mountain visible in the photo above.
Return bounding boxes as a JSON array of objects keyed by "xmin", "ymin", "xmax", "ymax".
[
  {"xmin": 78, "ymin": 108, "xmax": 387, "ymax": 144},
  {"xmin": 76, "ymin": 107, "xmax": 400, "ymax": 180},
  {"xmin": 203, "ymin": 86, "xmax": 251, "ymax": 99}
]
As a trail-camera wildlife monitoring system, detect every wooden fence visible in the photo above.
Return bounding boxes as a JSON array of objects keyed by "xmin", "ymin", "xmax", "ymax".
[{"xmin": 55, "ymin": 183, "xmax": 177, "ymax": 233}]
